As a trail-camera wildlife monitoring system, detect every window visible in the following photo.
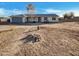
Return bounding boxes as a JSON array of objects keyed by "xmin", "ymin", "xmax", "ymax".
[
  {"xmin": 44, "ymin": 17, "xmax": 47, "ymax": 20},
  {"xmin": 52, "ymin": 17, "xmax": 56, "ymax": 20},
  {"xmin": 44, "ymin": 17, "xmax": 48, "ymax": 23}
]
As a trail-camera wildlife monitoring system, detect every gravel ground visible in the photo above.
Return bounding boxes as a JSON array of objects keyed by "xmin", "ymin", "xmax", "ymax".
[{"xmin": 0, "ymin": 22, "xmax": 79, "ymax": 56}]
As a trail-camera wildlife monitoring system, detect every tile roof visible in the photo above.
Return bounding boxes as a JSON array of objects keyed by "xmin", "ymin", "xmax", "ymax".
[{"xmin": 10, "ymin": 14, "xmax": 59, "ymax": 17}]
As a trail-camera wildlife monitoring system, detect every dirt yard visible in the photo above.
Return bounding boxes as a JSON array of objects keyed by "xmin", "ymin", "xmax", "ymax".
[{"xmin": 0, "ymin": 22, "xmax": 79, "ymax": 56}]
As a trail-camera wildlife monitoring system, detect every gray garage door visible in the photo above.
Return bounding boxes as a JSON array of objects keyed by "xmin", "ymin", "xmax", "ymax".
[{"xmin": 12, "ymin": 17, "xmax": 23, "ymax": 23}]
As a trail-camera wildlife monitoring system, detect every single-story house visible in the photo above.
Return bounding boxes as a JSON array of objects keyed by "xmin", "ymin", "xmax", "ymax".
[
  {"xmin": 0, "ymin": 17, "xmax": 10, "ymax": 23},
  {"xmin": 9, "ymin": 14, "xmax": 59, "ymax": 23}
]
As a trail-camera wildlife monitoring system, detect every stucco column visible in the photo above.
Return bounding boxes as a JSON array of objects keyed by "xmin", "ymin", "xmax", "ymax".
[
  {"xmin": 48, "ymin": 17, "xmax": 52, "ymax": 22},
  {"xmin": 23, "ymin": 17, "xmax": 25, "ymax": 23},
  {"xmin": 56, "ymin": 17, "xmax": 59, "ymax": 22},
  {"xmin": 10, "ymin": 17, "xmax": 12, "ymax": 23},
  {"xmin": 41, "ymin": 17, "xmax": 44, "ymax": 22},
  {"xmin": 50, "ymin": 17, "xmax": 53, "ymax": 22}
]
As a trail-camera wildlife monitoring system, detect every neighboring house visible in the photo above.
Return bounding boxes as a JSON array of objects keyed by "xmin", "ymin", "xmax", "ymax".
[
  {"xmin": 0, "ymin": 17, "xmax": 7, "ymax": 22},
  {"xmin": 0, "ymin": 17, "xmax": 10, "ymax": 24},
  {"xmin": 10, "ymin": 14, "xmax": 59, "ymax": 24}
]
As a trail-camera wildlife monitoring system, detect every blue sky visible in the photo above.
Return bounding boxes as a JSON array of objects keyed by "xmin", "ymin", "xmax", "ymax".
[{"xmin": 0, "ymin": 2, "xmax": 79, "ymax": 17}]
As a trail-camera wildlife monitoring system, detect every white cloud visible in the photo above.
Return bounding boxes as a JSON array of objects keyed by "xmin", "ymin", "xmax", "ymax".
[
  {"xmin": 0, "ymin": 8, "xmax": 26, "ymax": 17},
  {"xmin": 0, "ymin": 8, "xmax": 79, "ymax": 17},
  {"xmin": 11, "ymin": 9, "xmax": 26, "ymax": 15},
  {"xmin": 43, "ymin": 8, "xmax": 64, "ymax": 17},
  {"xmin": 44, "ymin": 8, "xmax": 79, "ymax": 17},
  {"xmin": 44, "ymin": 9, "xmax": 61, "ymax": 13},
  {"xmin": 0, "ymin": 8, "xmax": 6, "ymax": 16}
]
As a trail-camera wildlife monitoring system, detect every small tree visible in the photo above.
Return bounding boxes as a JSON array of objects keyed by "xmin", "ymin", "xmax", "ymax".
[
  {"xmin": 63, "ymin": 13, "xmax": 68, "ymax": 19},
  {"xmin": 70, "ymin": 12, "xmax": 74, "ymax": 19},
  {"xmin": 64, "ymin": 12, "xmax": 74, "ymax": 19}
]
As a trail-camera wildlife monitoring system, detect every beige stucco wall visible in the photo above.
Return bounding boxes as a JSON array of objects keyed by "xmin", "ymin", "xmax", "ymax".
[
  {"xmin": 10, "ymin": 16, "xmax": 59, "ymax": 23},
  {"xmin": 47, "ymin": 17, "xmax": 59, "ymax": 22},
  {"xmin": 41, "ymin": 17, "xmax": 44, "ymax": 22},
  {"xmin": 41, "ymin": 16, "xmax": 59, "ymax": 22},
  {"xmin": 24, "ymin": 16, "xmax": 59, "ymax": 23}
]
